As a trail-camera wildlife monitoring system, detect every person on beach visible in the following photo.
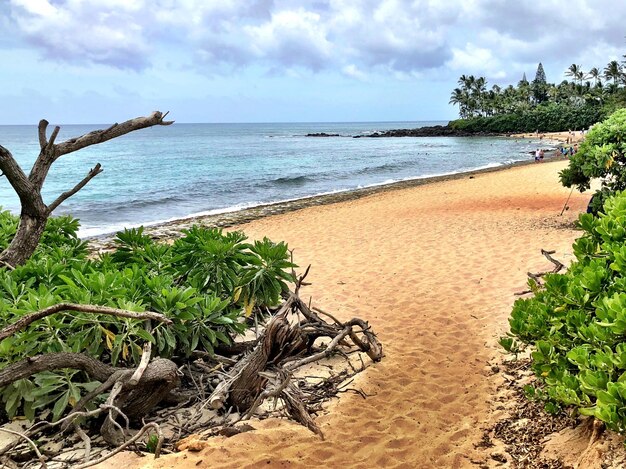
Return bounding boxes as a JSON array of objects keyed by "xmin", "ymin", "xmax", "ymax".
[
  {"xmin": 539, "ymin": 149, "xmax": 544, "ymax": 162},
  {"xmin": 535, "ymin": 149, "xmax": 541, "ymax": 162}
]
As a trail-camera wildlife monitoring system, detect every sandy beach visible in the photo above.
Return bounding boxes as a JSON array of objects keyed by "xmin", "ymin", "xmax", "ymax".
[
  {"xmin": 93, "ymin": 156, "xmax": 595, "ymax": 469},
  {"xmin": 511, "ymin": 130, "xmax": 586, "ymax": 145}
]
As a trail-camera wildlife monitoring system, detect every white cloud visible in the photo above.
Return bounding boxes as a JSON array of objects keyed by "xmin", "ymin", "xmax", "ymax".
[
  {"xmin": 4, "ymin": 0, "xmax": 626, "ymax": 83},
  {"xmin": 243, "ymin": 9, "xmax": 333, "ymax": 70},
  {"xmin": 342, "ymin": 64, "xmax": 367, "ymax": 80},
  {"xmin": 9, "ymin": 0, "xmax": 152, "ymax": 69},
  {"xmin": 448, "ymin": 43, "xmax": 496, "ymax": 72}
]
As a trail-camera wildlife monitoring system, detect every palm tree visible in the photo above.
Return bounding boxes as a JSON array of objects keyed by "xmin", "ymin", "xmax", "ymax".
[
  {"xmin": 501, "ymin": 85, "xmax": 517, "ymax": 113},
  {"xmin": 587, "ymin": 67, "xmax": 600, "ymax": 85},
  {"xmin": 449, "ymin": 88, "xmax": 469, "ymax": 118},
  {"xmin": 517, "ymin": 79, "xmax": 532, "ymax": 108},
  {"xmin": 575, "ymin": 70, "xmax": 585, "ymax": 85},
  {"xmin": 481, "ymin": 84, "xmax": 501, "ymax": 115},
  {"xmin": 457, "ymin": 74, "xmax": 470, "ymax": 89},
  {"xmin": 565, "ymin": 64, "xmax": 583, "ymax": 84},
  {"xmin": 471, "ymin": 76, "xmax": 487, "ymax": 116},
  {"xmin": 604, "ymin": 60, "xmax": 622, "ymax": 86}
]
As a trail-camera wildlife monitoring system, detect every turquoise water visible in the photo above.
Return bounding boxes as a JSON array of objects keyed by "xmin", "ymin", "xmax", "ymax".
[{"xmin": 0, "ymin": 122, "xmax": 546, "ymax": 237}]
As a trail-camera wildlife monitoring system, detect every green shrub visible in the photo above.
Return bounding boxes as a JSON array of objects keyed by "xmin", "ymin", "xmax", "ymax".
[
  {"xmin": 560, "ymin": 108, "xmax": 626, "ymax": 214},
  {"xmin": 504, "ymin": 191, "xmax": 626, "ymax": 432},
  {"xmin": 449, "ymin": 103, "xmax": 605, "ymax": 133},
  {"xmin": 0, "ymin": 210, "xmax": 296, "ymax": 421}
]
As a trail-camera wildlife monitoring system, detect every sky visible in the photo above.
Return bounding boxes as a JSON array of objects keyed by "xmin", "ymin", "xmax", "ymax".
[{"xmin": 0, "ymin": 0, "xmax": 625, "ymax": 124}]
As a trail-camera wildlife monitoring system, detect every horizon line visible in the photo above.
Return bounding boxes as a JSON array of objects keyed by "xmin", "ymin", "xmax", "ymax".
[{"xmin": 0, "ymin": 119, "xmax": 452, "ymax": 127}]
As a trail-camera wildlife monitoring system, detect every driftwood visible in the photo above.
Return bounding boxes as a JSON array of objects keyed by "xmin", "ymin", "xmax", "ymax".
[
  {"xmin": 208, "ymin": 271, "xmax": 383, "ymax": 436},
  {"xmin": 0, "ymin": 303, "xmax": 172, "ymax": 342},
  {"xmin": 516, "ymin": 249, "xmax": 566, "ymax": 295},
  {"xmin": 0, "ymin": 303, "xmax": 179, "ymax": 463},
  {"xmin": 0, "ymin": 270, "xmax": 382, "ymax": 466},
  {"xmin": 0, "ymin": 305, "xmax": 177, "ymax": 421}
]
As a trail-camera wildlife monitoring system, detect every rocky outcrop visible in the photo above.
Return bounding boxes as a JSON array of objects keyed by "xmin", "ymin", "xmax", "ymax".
[
  {"xmin": 304, "ymin": 125, "xmax": 504, "ymax": 138},
  {"xmin": 354, "ymin": 125, "xmax": 503, "ymax": 138}
]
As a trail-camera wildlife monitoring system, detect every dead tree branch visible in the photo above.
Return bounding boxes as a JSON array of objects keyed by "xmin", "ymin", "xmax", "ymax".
[
  {"xmin": 0, "ymin": 303, "xmax": 171, "ymax": 342},
  {"xmin": 0, "ymin": 428, "xmax": 47, "ymax": 469},
  {"xmin": 0, "ymin": 353, "xmax": 116, "ymax": 388},
  {"xmin": 73, "ymin": 422, "xmax": 163, "ymax": 469},
  {"xmin": 46, "ymin": 164, "xmax": 103, "ymax": 213},
  {"xmin": 541, "ymin": 249, "xmax": 565, "ymax": 273},
  {"xmin": 208, "ymin": 285, "xmax": 383, "ymax": 436},
  {"xmin": 129, "ymin": 342, "xmax": 152, "ymax": 386},
  {"xmin": 0, "ymin": 111, "xmax": 174, "ymax": 267},
  {"xmin": 2, "ymin": 272, "xmax": 382, "ymax": 464},
  {"xmin": 73, "ymin": 422, "xmax": 92, "ymax": 463},
  {"xmin": 54, "ymin": 112, "xmax": 174, "ymax": 158},
  {"xmin": 517, "ymin": 249, "xmax": 567, "ymax": 295}
]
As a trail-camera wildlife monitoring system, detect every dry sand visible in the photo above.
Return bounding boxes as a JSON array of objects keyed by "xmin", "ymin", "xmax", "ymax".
[
  {"xmin": 99, "ymin": 158, "xmax": 592, "ymax": 469},
  {"xmin": 512, "ymin": 130, "xmax": 585, "ymax": 144}
]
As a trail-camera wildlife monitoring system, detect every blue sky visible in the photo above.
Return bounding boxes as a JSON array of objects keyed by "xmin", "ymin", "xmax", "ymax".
[{"xmin": 1, "ymin": 0, "xmax": 625, "ymax": 124}]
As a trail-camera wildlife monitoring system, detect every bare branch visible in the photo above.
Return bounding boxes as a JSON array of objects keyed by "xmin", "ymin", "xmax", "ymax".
[
  {"xmin": 0, "ymin": 303, "xmax": 172, "ymax": 342},
  {"xmin": 284, "ymin": 326, "xmax": 352, "ymax": 371},
  {"xmin": 47, "ymin": 163, "xmax": 103, "ymax": 214},
  {"xmin": 129, "ymin": 342, "xmax": 152, "ymax": 386},
  {"xmin": 0, "ymin": 145, "xmax": 35, "ymax": 200},
  {"xmin": 38, "ymin": 120, "xmax": 49, "ymax": 150},
  {"xmin": 541, "ymin": 249, "xmax": 565, "ymax": 273},
  {"xmin": 55, "ymin": 111, "xmax": 174, "ymax": 158},
  {"xmin": 1, "ymin": 111, "xmax": 173, "ymax": 267},
  {"xmin": 62, "ymin": 372, "xmax": 125, "ymax": 430},
  {"xmin": 42, "ymin": 407, "xmax": 106, "ymax": 433},
  {"xmin": 0, "ymin": 428, "xmax": 47, "ymax": 468},
  {"xmin": 104, "ymin": 123, "xmax": 119, "ymax": 133},
  {"xmin": 48, "ymin": 126, "xmax": 60, "ymax": 149},
  {"xmin": 343, "ymin": 318, "xmax": 383, "ymax": 362},
  {"xmin": 73, "ymin": 423, "xmax": 92, "ymax": 463},
  {"xmin": 74, "ymin": 422, "xmax": 162, "ymax": 469},
  {"xmin": 191, "ymin": 350, "xmax": 237, "ymax": 366},
  {"xmin": 102, "ymin": 382, "xmax": 128, "ymax": 443},
  {"xmin": 0, "ymin": 353, "xmax": 116, "ymax": 388},
  {"xmin": 312, "ymin": 306, "xmax": 342, "ymax": 325},
  {"xmin": 242, "ymin": 370, "xmax": 291, "ymax": 421}
]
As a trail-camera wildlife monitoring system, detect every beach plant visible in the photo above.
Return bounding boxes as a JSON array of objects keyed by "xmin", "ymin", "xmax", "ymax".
[
  {"xmin": 0, "ymin": 208, "xmax": 296, "ymax": 422},
  {"xmin": 503, "ymin": 190, "xmax": 626, "ymax": 434},
  {"xmin": 449, "ymin": 102, "xmax": 604, "ymax": 134},
  {"xmin": 560, "ymin": 108, "xmax": 626, "ymax": 214}
]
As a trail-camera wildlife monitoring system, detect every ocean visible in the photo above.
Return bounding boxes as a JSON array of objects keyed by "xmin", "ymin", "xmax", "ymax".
[{"xmin": 0, "ymin": 121, "xmax": 545, "ymax": 238}]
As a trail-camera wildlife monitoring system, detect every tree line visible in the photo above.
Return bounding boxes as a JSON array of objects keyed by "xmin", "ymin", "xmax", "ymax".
[{"xmin": 450, "ymin": 59, "xmax": 626, "ymax": 120}]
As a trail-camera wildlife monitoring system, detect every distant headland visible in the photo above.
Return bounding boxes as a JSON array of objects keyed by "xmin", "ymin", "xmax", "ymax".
[{"xmin": 305, "ymin": 124, "xmax": 502, "ymax": 138}]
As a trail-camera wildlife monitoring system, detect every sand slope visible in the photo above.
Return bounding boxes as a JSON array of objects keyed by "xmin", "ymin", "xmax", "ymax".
[{"xmin": 100, "ymin": 159, "xmax": 589, "ymax": 469}]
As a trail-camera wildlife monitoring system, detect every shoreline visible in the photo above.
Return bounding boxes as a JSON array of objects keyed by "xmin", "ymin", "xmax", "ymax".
[{"xmin": 87, "ymin": 151, "xmax": 568, "ymax": 250}]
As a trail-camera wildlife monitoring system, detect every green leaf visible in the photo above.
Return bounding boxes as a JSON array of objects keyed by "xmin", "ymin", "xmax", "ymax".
[
  {"xmin": 52, "ymin": 391, "xmax": 70, "ymax": 422},
  {"xmin": 134, "ymin": 328, "xmax": 156, "ymax": 343}
]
